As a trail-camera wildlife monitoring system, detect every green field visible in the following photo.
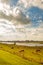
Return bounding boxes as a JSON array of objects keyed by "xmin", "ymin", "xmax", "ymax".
[
  {"xmin": 0, "ymin": 50, "xmax": 38, "ymax": 65},
  {"xmin": 0, "ymin": 43, "xmax": 43, "ymax": 65}
]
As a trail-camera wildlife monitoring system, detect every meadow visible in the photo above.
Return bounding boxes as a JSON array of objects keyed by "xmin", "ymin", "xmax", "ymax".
[{"xmin": 0, "ymin": 42, "xmax": 43, "ymax": 65}]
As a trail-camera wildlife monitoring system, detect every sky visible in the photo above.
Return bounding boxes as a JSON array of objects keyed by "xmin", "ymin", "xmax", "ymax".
[{"xmin": 0, "ymin": 0, "xmax": 43, "ymax": 41}]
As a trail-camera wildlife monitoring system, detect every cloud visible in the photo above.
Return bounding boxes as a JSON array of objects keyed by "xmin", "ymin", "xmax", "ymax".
[
  {"xmin": 0, "ymin": 0, "xmax": 10, "ymax": 4},
  {"xmin": 18, "ymin": 0, "xmax": 43, "ymax": 9},
  {"xmin": 0, "ymin": 1, "xmax": 30, "ymax": 25},
  {"xmin": 12, "ymin": 7, "xmax": 30, "ymax": 24},
  {"xmin": 0, "ymin": 0, "xmax": 43, "ymax": 41},
  {"xmin": 0, "ymin": 1, "xmax": 12, "ymax": 16},
  {"xmin": 0, "ymin": 19, "xmax": 16, "ymax": 35}
]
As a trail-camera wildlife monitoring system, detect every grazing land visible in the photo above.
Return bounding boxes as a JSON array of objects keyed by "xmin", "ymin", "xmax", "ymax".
[{"xmin": 0, "ymin": 42, "xmax": 43, "ymax": 65}]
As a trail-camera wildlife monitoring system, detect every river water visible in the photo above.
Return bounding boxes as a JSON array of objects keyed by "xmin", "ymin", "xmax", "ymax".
[{"xmin": 16, "ymin": 43, "xmax": 43, "ymax": 47}]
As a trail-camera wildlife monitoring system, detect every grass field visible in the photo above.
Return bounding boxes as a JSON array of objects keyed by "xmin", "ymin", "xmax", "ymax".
[
  {"xmin": 0, "ymin": 43, "xmax": 43, "ymax": 65},
  {"xmin": 0, "ymin": 50, "xmax": 38, "ymax": 65}
]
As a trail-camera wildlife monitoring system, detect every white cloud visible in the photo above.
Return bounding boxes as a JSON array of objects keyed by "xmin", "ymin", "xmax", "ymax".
[
  {"xmin": 0, "ymin": 19, "xmax": 16, "ymax": 35},
  {"xmin": 0, "ymin": 1, "xmax": 12, "ymax": 16},
  {"xmin": 0, "ymin": 0, "xmax": 10, "ymax": 4},
  {"xmin": 18, "ymin": 0, "xmax": 43, "ymax": 9},
  {"xmin": 0, "ymin": 1, "xmax": 30, "ymax": 24},
  {"xmin": 12, "ymin": 7, "xmax": 30, "ymax": 24},
  {"xmin": 0, "ymin": 0, "xmax": 43, "ymax": 41}
]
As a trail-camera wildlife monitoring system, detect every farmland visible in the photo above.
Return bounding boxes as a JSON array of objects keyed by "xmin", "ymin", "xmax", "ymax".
[{"xmin": 0, "ymin": 43, "xmax": 43, "ymax": 65}]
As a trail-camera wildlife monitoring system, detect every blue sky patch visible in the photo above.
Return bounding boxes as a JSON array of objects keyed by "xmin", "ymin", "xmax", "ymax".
[
  {"xmin": 26, "ymin": 7, "xmax": 43, "ymax": 27},
  {"xmin": 10, "ymin": 0, "xmax": 18, "ymax": 6}
]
